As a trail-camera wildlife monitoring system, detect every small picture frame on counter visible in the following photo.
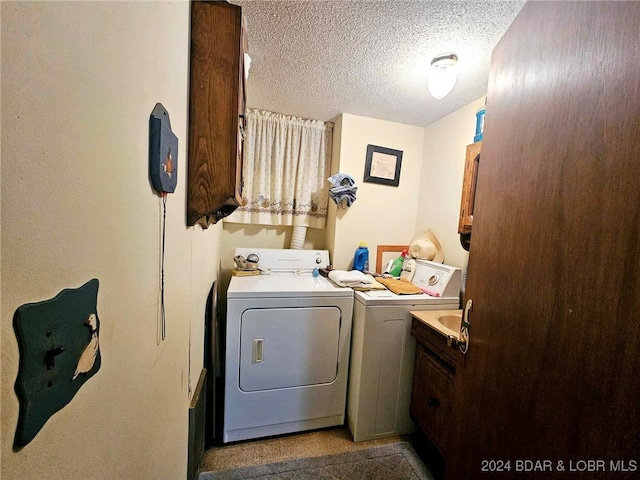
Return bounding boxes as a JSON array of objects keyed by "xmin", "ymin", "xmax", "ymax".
[{"xmin": 363, "ymin": 144, "xmax": 403, "ymax": 187}]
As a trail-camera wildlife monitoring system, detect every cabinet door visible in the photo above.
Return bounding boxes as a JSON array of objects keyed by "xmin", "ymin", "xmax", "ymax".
[
  {"xmin": 458, "ymin": 142, "xmax": 481, "ymax": 236},
  {"xmin": 411, "ymin": 345, "xmax": 454, "ymax": 455},
  {"xmin": 188, "ymin": 1, "xmax": 243, "ymax": 227},
  {"xmin": 235, "ymin": 18, "xmax": 248, "ymax": 205}
]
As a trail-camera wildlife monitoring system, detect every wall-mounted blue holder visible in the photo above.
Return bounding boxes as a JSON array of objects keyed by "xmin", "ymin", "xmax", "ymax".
[{"xmin": 149, "ymin": 103, "xmax": 178, "ymax": 194}]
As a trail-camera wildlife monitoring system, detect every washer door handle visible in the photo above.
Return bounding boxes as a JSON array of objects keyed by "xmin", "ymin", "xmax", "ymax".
[{"xmin": 252, "ymin": 339, "xmax": 264, "ymax": 363}]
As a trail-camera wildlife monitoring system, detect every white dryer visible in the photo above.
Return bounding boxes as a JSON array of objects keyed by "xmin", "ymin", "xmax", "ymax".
[
  {"xmin": 223, "ymin": 248, "xmax": 353, "ymax": 443},
  {"xmin": 347, "ymin": 260, "xmax": 461, "ymax": 442}
]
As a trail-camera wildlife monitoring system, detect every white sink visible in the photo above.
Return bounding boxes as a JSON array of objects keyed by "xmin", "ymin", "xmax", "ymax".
[{"xmin": 410, "ymin": 309, "xmax": 462, "ymax": 341}]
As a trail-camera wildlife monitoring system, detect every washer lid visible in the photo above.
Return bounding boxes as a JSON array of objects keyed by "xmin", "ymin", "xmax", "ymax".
[
  {"xmin": 354, "ymin": 289, "xmax": 459, "ymax": 306},
  {"xmin": 228, "ymin": 273, "xmax": 353, "ymax": 299}
]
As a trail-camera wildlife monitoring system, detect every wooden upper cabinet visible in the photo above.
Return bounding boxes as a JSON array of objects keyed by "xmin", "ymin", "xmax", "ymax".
[
  {"xmin": 458, "ymin": 142, "xmax": 481, "ymax": 249},
  {"xmin": 188, "ymin": 1, "xmax": 246, "ymax": 228}
]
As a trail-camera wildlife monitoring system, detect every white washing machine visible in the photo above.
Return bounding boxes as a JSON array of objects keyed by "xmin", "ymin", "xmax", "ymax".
[
  {"xmin": 347, "ymin": 259, "xmax": 461, "ymax": 442},
  {"xmin": 223, "ymin": 248, "xmax": 353, "ymax": 443}
]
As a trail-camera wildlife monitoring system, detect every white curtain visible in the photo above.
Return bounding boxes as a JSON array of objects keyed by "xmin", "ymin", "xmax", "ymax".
[{"xmin": 227, "ymin": 109, "xmax": 332, "ymax": 229}]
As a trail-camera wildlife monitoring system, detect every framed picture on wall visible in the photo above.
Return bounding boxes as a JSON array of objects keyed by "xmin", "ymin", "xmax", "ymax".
[{"xmin": 363, "ymin": 144, "xmax": 403, "ymax": 187}]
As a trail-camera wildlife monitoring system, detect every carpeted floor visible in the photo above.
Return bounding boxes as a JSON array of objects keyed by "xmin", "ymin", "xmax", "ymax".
[
  {"xmin": 199, "ymin": 426, "xmax": 410, "ymax": 472},
  {"xmin": 199, "ymin": 441, "xmax": 433, "ymax": 480}
]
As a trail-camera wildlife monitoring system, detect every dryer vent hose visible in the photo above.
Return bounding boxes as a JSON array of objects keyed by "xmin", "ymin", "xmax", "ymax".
[{"xmin": 291, "ymin": 225, "xmax": 307, "ymax": 249}]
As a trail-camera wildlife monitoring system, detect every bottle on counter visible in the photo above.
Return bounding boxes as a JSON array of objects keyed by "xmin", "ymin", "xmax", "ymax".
[
  {"xmin": 388, "ymin": 249, "xmax": 407, "ymax": 277},
  {"xmin": 353, "ymin": 242, "xmax": 369, "ymax": 272},
  {"xmin": 400, "ymin": 257, "xmax": 417, "ymax": 282}
]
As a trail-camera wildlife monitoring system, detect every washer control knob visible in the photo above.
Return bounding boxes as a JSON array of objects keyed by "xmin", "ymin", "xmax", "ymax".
[
  {"xmin": 428, "ymin": 273, "xmax": 440, "ymax": 286},
  {"xmin": 315, "ymin": 257, "xmax": 322, "ymax": 264}
]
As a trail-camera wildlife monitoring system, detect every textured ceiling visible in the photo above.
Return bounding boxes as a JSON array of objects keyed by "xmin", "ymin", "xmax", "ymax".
[{"xmin": 234, "ymin": 0, "xmax": 526, "ymax": 127}]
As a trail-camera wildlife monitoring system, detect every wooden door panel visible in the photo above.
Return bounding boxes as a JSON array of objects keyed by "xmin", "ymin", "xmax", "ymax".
[{"xmin": 447, "ymin": 3, "xmax": 640, "ymax": 478}]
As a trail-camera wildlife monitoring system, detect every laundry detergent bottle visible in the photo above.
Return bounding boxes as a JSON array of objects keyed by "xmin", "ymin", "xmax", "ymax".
[
  {"xmin": 388, "ymin": 249, "xmax": 408, "ymax": 277},
  {"xmin": 353, "ymin": 242, "xmax": 369, "ymax": 272}
]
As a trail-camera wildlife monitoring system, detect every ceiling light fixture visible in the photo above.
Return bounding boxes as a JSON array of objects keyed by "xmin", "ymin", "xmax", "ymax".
[{"xmin": 428, "ymin": 53, "xmax": 458, "ymax": 99}]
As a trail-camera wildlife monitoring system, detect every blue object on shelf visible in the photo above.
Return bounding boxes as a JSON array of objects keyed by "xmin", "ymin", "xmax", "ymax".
[{"xmin": 474, "ymin": 106, "xmax": 486, "ymax": 143}]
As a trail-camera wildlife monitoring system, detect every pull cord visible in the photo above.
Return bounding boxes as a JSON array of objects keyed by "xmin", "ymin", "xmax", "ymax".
[{"xmin": 160, "ymin": 192, "xmax": 167, "ymax": 341}]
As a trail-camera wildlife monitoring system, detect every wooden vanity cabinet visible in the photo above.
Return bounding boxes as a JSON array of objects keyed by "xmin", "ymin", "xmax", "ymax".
[
  {"xmin": 187, "ymin": 1, "xmax": 246, "ymax": 228},
  {"xmin": 458, "ymin": 141, "xmax": 481, "ymax": 250},
  {"xmin": 410, "ymin": 319, "xmax": 461, "ymax": 457}
]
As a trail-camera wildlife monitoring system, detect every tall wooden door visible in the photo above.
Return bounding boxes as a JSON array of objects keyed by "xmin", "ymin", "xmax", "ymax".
[{"xmin": 447, "ymin": 3, "xmax": 640, "ymax": 479}]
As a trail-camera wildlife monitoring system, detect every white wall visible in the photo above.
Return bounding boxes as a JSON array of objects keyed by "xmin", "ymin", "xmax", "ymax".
[
  {"xmin": 417, "ymin": 97, "xmax": 486, "ymax": 270},
  {"xmin": 327, "ymin": 114, "xmax": 425, "ymax": 272},
  {"xmin": 1, "ymin": 2, "xmax": 217, "ymax": 479}
]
